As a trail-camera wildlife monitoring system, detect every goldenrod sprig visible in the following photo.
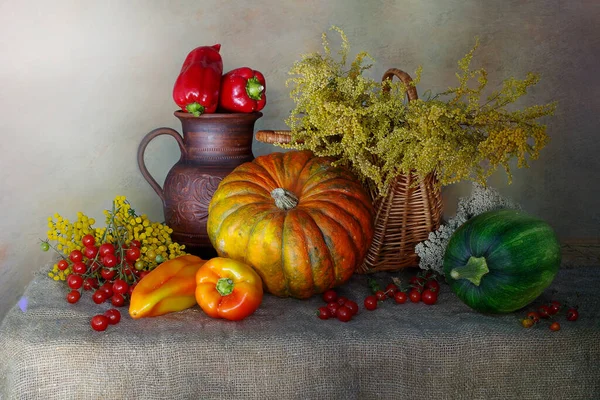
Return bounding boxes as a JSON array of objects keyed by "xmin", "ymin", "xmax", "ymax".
[{"xmin": 282, "ymin": 27, "xmax": 556, "ymax": 196}]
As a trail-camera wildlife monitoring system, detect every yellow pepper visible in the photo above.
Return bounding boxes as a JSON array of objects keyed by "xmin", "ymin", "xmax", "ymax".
[{"xmin": 129, "ymin": 254, "xmax": 206, "ymax": 319}]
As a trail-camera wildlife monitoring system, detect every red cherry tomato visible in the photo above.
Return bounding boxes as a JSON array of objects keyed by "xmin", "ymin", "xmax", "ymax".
[
  {"xmin": 548, "ymin": 302, "xmax": 560, "ymax": 315},
  {"xmin": 336, "ymin": 296, "xmax": 349, "ymax": 306},
  {"xmin": 92, "ymin": 290, "xmax": 107, "ymax": 304},
  {"xmin": 409, "ymin": 289, "xmax": 421, "ymax": 303},
  {"xmin": 126, "ymin": 247, "xmax": 141, "ymax": 262},
  {"xmin": 66, "ymin": 290, "xmax": 81, "ymax": 304},
  {"xmin": 425, "ymin": 280, "xmax": 440, "ymax": 293},
  {"xmin": 67, "ymin": 274, "xmax": 83, "ymax": 290},
  {"xmin": 364, "ymin": 295, "xmax": 378, "ymax": 311},
  {"xmin": 83, "ymin": 245, "xmax": 99, "ymax": 259},
  {"xmin": 99, "ymin": 243, "xmax": 116, "ymax": 257},
  {"xmin": 549, "ymin": 321, "xmax": 561, "ymax": 331},
  {"xmin": 327, "ymin": 301, "xmax": 339, "ymax": 316},
  {"xmin": 129, "ymin": 240, "xmax": 142, "ymax": 248},
  {"xmin": 104, "ymin": 309, "xmax": 121, "ymax": 325},
  {"xmin": 344, "ymin": 300, "xmax": 359, "ymax": 316},
  {"xmin": 375, "ymin": 290, "xmax": 387, "ymax": 302},
  {"xmin": 100, "ymin": 267, "xmax": 116, "ymax": 281},
  {"xmin": 538, "ymin": 305, "xmax": 551, "ymax": 319},
  {"xmin": 111, "ymin": 293, "xmax": 126, "ymax": 307},
  {"xmin": 102, "ymin": 254, "xmax": 118, "ymax": 268},
  {"xmin": 99, "ymin": 282, "xmax": 114, "ymax": 297},
  {"xmin": 57, "ymin": 259, "xmax": 69, "ymax": 271},
  {"xmin": 566, "ymin": 308, "xmax": 579, "ymax": 321},
  {"xmin": 81, "ymin": 234, "xmax": 96, "ymax": 247},
  {"xmin": 336, "ymin": 305, "xmax": 353, "ymax": 322},
  {"xmin": 322, "ymin": 289, "xmax": 337, "ymax": 303},
  {"xmin": 71, "ymin": 261, "xmax": 87, "ymax": 275},
  {"xmin": 316, "ymin": 306, "xmax": 331, "ymax": 320},
  {"xmin": 69, "ymin": 250, "xmax": 83, "ymax": 263},
  {"xmin": 409, "ymin": 276, "xmax": 425, "ymax": 289},
  {"xmin": 112, "ymin": 279, "xmax": 129, "ymax": 295},
  {"xmin": 83, "ymin": 277, "xmax": 99, "ymax": 291},
  {"xmin": 421, "ymin": 289, "xmax": 438, "ymax": 305},
  {"xmin": 394, "ymin": 291, "xmax": 408, "ymax": 304},
  {"xmin": 90, "ymin": 314, "xmax": 110, "ymax": 331},
  {"xmin": 385, "ymin": 283, "xmax": 399, "ymax": 298}
]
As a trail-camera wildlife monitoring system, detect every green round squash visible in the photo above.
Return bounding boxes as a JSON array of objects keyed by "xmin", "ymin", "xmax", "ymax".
[{"xmin": 443, "ymin": 209, "xmax": 561, "ymax": 313}]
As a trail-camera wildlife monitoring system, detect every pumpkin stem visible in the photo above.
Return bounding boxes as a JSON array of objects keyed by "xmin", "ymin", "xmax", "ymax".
[
  {"xmin": 450, "ymin": 256, "xmax": 489, "ymax": 286},
  {"xmin": 271, "ymin": 188, "xmax": 299, "ymax": 210},
  {"xmin": 216, "ymin": 278, "xmax": 234, "ymax": 296}
]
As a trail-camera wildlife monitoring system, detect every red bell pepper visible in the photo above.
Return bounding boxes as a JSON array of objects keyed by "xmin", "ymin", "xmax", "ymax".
[
  {"xmin": 173, "ymin": 44, "xmax": 223, "ymax": 116},
  {"xmin": 218, "ymin": 67, "xmax": 266, "ymax": 113}
]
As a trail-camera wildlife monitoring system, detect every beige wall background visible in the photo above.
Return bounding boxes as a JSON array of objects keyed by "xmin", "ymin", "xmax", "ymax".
[{"xmin": 1, "ymin": 0, "xmax": 598, "ymax": 321}]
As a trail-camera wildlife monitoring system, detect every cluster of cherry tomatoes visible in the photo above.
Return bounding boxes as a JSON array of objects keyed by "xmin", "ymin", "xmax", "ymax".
[
  {"xmin": 520, "ymin": 299, "xmax": 579, "ymax": 331},
  {"xmin": 315, "ymin": 271, "xmax": 443, "ymax": 321},
  {"xmin": 90, "ymin": 309, "xmax": 122, "ymax": 331},
  {"xmin": 363, "ymin": 271, "xmax": 441, "ymax": 311},
  {"xmin": 316, "ymin": 289, "xmax": 360, "ymax": 322},
  {"xmin": 47, "ymin": 234, "xmax": 152, "ymax": 331}
]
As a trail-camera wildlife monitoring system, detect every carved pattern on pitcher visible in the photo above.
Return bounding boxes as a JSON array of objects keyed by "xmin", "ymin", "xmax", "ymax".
[{"xmin": 166, "ymin": 173, "xmax": 222, "ymax": 226}]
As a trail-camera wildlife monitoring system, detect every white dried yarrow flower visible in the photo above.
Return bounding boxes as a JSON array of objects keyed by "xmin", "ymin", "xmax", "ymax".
[{"xmin": 415, "ymin": 183, "xmax": 521, "ymax": 275}]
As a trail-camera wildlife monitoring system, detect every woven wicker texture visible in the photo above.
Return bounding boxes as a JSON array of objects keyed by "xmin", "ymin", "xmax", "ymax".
[
  {"xmin": 1, "ymin": 264, "xmax": 599, "ymax": 399},
  {"xmin": 360, "ymin": 172, "xmax": 443, "ymax": 272},
  {"xmin": 255, "ymin": 68, "xmax": 443, "ymax": 273}
]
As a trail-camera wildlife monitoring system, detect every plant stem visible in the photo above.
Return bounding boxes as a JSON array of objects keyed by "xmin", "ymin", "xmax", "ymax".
[
  {"xmin": 271, "ymin": 188, "xmax": 299, "ymax": 210},
  {"xmin": 216, "ymin": 278, "xmax": 234, "ymax": 296},
  {"xmin": 449, "ymin": 256, "xmax": 490, "ymax": 286}
]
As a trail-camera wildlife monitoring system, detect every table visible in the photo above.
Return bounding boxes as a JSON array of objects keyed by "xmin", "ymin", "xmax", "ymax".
[{"xmin": 1, "ymin": 264, "xmax": 599, "ymax": 399}]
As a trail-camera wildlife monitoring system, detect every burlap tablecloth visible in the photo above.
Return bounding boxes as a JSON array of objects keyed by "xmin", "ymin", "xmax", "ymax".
[{"xmin": 1, "ymin": 264, "xmax": 598, "ymax": 400}]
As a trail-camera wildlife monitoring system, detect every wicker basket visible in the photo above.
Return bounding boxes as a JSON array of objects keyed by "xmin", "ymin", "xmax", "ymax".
[
  {"xmin": 255, "ymin": 68, "xmax": 443, "ymax": 273},
  {"xmin": 359, "ymin": 172, "xmax": 443, "ymax": 272}
]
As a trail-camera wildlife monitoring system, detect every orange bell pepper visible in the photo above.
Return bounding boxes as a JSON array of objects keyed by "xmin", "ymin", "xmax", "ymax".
[
  {"xmin": 195, "ymin": 257, "xmax": 263, "ymax": 321},
  {"xmin": 129, "ymin": 254, "xmax": 206, "ymax": 319}
]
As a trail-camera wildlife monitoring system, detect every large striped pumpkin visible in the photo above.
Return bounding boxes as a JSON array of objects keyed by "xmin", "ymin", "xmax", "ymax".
[{"xmin": 207, "ymin": 150, "xmax": 374, "ymax": 299}]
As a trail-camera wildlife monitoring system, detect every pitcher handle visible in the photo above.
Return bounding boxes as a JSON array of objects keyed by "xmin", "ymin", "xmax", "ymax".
[{"xmin": 137, "ymin": 127, "xmax": 186, "ymax": 204}]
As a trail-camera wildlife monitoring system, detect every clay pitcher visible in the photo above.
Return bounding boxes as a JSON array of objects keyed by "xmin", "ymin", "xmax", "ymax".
[{"xmin": 138, "ymin": 111, "xmax": 262, "ymax": 258}]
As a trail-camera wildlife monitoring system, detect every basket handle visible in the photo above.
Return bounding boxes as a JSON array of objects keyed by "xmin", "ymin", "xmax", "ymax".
[
  {"xmin": 256, "ymin": 67, "xmax": 417, "ymax": 144},
  {"xmin": 255, "ymin": 130, "xmax": 293, "ymax": 144},
  {"xmin": 381, "ymin": 68, "xmax": 418, "ymax": 101}
]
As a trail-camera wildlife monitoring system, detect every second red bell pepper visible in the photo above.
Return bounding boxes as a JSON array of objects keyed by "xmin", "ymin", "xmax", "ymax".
[
  {"xmin": 172, "ymin": 44, "xmax": 223, "ymax": 116},
  {"xmin": 218, "ymin": 67, "xmax": 267, "ymax": 113}
]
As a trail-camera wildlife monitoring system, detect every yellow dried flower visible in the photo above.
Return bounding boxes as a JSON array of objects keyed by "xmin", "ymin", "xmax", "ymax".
[
  {"xmin": 44, "ymin": 195, "xmax": 186, "ymax": 280},
  {"xmin": 282, "ymin": 27, "xmax": 556, "ymax": 196}
]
